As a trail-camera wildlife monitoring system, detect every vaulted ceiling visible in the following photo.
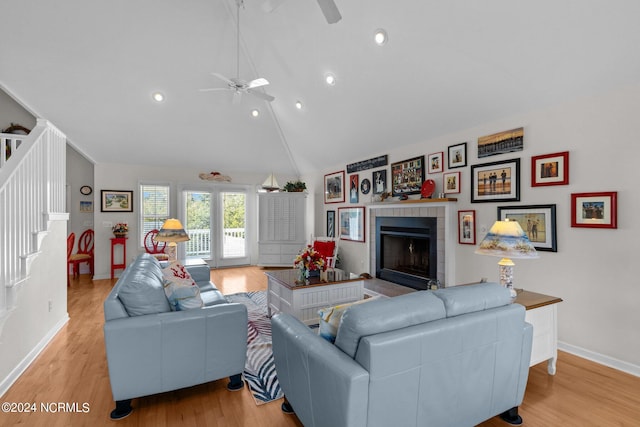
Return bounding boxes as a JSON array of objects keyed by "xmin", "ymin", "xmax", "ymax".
[{"xmin": 2, "ymin": 0, "xmax": 640, "ymax": 178}]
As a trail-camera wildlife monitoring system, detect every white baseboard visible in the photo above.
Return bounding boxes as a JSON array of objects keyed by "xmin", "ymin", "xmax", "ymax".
[
  {"xmin": 558, "ymin": 341, "xmax": 640, "ymax": 378},
  {"xmin": 0, "ymin": 314, "xmax": 70, "ymax": 397}
]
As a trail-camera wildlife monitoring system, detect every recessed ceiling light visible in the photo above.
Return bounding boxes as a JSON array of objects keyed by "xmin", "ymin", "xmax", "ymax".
[
  {"xmin": 325, "ymin": 73, "xmax": 336, "ymax": 86},
  {"xmin": 152, "ymin": 92, "xmax": 165, "ymax": 102},
  {"xmin": 374, "ymin": 29, "xmax": 388, "ymax": 46},
  {"xmin": 295, "ymin": 101, "xmax": 303, "ymax": 110},
  {"xmin": 251, "ymin": 109, "xmax": 260, "ymax": 117}
]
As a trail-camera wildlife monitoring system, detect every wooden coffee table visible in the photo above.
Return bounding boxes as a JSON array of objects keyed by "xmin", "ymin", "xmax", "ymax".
[{"xmin": 265, "ymin": 269, "xmax": 366, "ymax": 325}]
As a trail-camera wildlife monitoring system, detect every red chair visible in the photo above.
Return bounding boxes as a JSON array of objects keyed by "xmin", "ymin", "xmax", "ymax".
[
  {"xmin": 312, "ymin": 236, "xmax": 338, "ymax": 269},
  {"xmin": 68, "ymin": 229, "xmax": 94, "ymax": 279},
  {"xmin": 144, "ymin": 229, "xmax": 169, "ymax": 261},
  {"xmin": 67, "ymin": 233, "xmax": 75, "ymax": 286}
]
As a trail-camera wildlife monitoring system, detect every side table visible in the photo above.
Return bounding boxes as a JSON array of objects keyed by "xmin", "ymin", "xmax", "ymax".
[
  {"xmin": 110, "ymin": 237, "xmax": 128, "ymax": 279},
  {"xmin": 515, "ymin": 289, "xmax": 563, "ymax": 375}
]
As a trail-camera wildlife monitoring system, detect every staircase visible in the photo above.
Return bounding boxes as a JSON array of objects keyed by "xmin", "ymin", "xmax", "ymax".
[{"xmin": 0, "ymin": 119, "xmax": 67, "ymax": 317}]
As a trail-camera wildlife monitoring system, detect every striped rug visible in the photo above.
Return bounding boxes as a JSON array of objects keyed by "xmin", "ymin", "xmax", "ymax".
[{"xmin": 226, "ymin": 291, "xmax": 283, "ymax": 405}]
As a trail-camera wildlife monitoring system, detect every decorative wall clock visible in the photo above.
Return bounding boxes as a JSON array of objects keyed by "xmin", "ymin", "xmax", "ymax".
[{"xmin": 80, "ymin": 185, "xmax": 93, "ymax": 195}]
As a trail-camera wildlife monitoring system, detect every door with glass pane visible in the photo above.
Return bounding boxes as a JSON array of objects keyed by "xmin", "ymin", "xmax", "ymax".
[{"xmin": 181, "ymin": 188, "xmax": 250, "ymax": 267}]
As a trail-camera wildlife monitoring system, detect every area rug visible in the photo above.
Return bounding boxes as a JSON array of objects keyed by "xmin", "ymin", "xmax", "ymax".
[{"xmin": 226, "ymin": 291, "xmax": 283, "ymax": 405}]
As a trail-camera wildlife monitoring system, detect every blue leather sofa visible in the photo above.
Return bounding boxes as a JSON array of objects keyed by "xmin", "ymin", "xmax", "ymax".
[
  {"xmin": 272, "ymin": 282, "xmax": 533, "ymax": 427},
  {"xmin": 103, "ymin": 254, "xmax": 248, "ymax": 420}
]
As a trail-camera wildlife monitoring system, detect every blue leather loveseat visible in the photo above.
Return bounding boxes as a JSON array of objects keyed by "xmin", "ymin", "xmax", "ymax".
[
  {"xmin": 272, "ymin": 282, "xmax": 533, "ymax": 427},
  {"xmin": 103, "ymin": 253, "xmax": 248, "ymax": 420}
]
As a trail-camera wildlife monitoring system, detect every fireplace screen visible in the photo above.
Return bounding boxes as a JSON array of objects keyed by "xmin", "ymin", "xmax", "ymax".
[
  {"xmin": 375, "ymin": 216, "xmax": 437, "ymax": 290},
  {"xmin": 382, "ymin": 235, "xmax": 429, "ymax": 278}
]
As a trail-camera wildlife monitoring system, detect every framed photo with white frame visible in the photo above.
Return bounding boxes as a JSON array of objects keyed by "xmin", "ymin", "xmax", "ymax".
[
  {"xmin": 427, "ymin": 152, "xmax": 444, "ymax": 173},
  {"xmin": 458, "ymin": 210, "xmax": 476, "ymax": 245},
  {"xmin": 498, "ymin": 204, "xmax": 557, "ymax": 252},
  {"xmin": 443, "ymin": 171, "xmax": 461, "ymax": 194},
  {"xmin": 338, "ymin": 206, "xmax": 365, "ymax": 242}
]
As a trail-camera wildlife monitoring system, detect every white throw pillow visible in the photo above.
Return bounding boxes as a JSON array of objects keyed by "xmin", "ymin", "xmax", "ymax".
[{"xmin": 162, "ymin": 262, "xmax": 204, "ymax": 311}]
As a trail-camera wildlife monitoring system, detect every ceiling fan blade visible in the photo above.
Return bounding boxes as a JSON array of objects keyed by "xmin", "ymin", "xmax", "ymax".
[
  {"xmin": 317, "ymin": 0, "xmax": 341, "ymax": 24},
  {"xmin": 248, "ymin": 78, "xmax": 270, "ymax": 89},
  {"xmin": 232, "ymin": 90, "xmax": 243, "ymax": 105},
  {"xmin": 262, "ymin": 0, "xmax": 287, "ymax": 13},
  {"xmin": 211, "ymin": 73, "xmax": 236, "ymax": 86},
  {"xmin": 199, "ymin": 87, "xmax": 230, "ymax": 92},
  {"xmin": 247, "ymin": 89, "xmax": 275, "ymax": 102}
]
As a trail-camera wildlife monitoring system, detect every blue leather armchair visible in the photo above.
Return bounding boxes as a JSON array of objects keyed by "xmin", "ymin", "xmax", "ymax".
[
  {"xmin": 272, "ymin": 282, "xmax": 533, "ymax": 427},
  {"xmin": 103, "ymin": 254, "xmax": 247, "ymax": 420}
]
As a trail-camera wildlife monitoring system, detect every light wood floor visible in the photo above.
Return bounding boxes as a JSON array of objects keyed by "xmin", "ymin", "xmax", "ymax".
[{"xmin": 2, "ymin": 266, "xmax": 639, "ymax": 426}]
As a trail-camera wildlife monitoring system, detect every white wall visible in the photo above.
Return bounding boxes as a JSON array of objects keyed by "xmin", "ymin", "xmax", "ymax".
[
  {"xmin": 314, "ymin": 83, "xmax": 640, "ymax": 373},
  {"xmin": 66, "ymin": 146, "xmax": 95, "ymax": 274},
  {"xmin": 92, "ymin": 163, "xmax": 299, "ymax": 278},
  {"xmin": 0, "ymin": 220, "xmax": 69, "ymax": 396}
]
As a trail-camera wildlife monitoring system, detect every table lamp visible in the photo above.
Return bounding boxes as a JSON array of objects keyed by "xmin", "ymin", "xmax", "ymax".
[
  {"xmin": 154, "ymin": 218, "xmax": 190, "ymax": 262},
  {"xmin": 475, "ymin": 219, "xmax": 538, "ymax": 300}
]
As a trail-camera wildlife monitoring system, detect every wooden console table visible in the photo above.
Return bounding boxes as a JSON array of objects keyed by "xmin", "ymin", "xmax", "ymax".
[
  {"xmin": 265, "ymin": 269, "xmax": 365, "ymax": 325},
  {"xmin": 515, "ymin": 289, "xmax": 563, "ymax": 375}
]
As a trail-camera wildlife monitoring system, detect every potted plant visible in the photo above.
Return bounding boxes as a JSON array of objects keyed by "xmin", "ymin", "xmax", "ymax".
[{"xmin": 283, "ymin": 180, "xmax": 307, "ymax": 192}]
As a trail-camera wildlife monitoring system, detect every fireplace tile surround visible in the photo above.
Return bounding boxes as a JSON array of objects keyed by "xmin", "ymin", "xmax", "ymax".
[{"xmin": 367, "ymin": 201, "xmax": 456, "ymax": 287}]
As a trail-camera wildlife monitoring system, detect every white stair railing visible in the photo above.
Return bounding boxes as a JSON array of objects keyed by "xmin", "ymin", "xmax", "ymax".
[{"xmin": 0, "ymin": 119, "xmax": 67, "ymax": 314}]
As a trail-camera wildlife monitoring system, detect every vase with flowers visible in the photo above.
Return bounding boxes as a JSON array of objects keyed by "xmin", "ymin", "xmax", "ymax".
[
  {"xmin": 112, "ymin": 223, "xmax": 128, "ymax": 238},
  {"xmin": 293, "ymin": 245, "xmax": 325, "ymax": 284}
]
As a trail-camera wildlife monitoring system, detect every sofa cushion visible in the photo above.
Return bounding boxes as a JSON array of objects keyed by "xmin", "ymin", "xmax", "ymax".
[
  {"xmin": 335, "ymin": 291, "xmax": 446, "ymax": 358},
  {"xmin": 432, "ymin": 282, "xmax": 511, "ymax": 317},
  {"xmin": 117, "ymin": 255, "xmax": 172, "ymax": 316},
  {"xmin": 317, "ymin": 297, "xmax": 378, "ymax": 343},
  {"xmin": 162, "ymin": 262, "xmax": 204, "ymax": 311}
]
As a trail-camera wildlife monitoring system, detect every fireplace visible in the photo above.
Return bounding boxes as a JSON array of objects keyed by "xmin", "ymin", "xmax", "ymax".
[{"xmin": 375, "ymin": 216, "xmax": 437, "ymax": 290}]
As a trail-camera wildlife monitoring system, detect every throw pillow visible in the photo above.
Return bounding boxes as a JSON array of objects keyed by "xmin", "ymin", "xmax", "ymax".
[
  {"xmin": 162, "ymin": 262, "xmax": 204, "ymax": 311},
  {"xmin": 317, "ymin": 297, "xmax": 377, "ymax": 343}
]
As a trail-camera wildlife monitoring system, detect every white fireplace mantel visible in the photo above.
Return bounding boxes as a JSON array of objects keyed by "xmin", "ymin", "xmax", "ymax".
[{"xmin": 366, "ymin": 199, "xmax": 457, "ymax": 287}]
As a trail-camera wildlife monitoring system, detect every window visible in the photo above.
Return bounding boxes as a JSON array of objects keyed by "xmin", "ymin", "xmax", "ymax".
[{"xmin": 140, "ymin": 184, "xmax": 170, "ymax": 246}]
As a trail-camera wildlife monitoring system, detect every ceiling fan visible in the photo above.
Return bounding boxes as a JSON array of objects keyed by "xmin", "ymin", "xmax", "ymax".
[
  {"xmin": 200, "ymin": 0, "xmax": 275, "ymax": 104},
  {"xmin": 262, "ymin": 0, "xmax": 342, "ymax": 24}
]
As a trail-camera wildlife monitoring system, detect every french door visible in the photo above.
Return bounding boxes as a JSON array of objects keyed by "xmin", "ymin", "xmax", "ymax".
[{"xmin": 180, "ymin": 186, "xmax": 251, "ymax": 267}]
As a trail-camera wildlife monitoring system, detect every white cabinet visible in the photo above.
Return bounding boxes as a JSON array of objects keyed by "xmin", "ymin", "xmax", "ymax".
[{"xmin": 258, "ymin": 192, "xmax": 307, "ymax": 266}]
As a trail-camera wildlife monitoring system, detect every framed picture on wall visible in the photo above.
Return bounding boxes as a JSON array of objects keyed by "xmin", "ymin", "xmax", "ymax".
[
  {"xmin": 470, "ymin": 158, "xmax": 520, "ymax": 203},
  {"xmin": 326, "ymin": 210, "xmax": 335, "ymax": 237},
  {"xmin": 448, "ymin": 142, "xmax": 467, "ymax": 168},
  {"xmin": 338, "ymin": 206, "xmax": 365, "ymax": 242},
  {"xmin": 443, "ymin": 171, "xmax": 461, "ymax": 194},
  {"xmin": 79, "ymin": 201, "xmax": 93, "ymax": 213},
  {"xmin": 498, "ymin": 204, "xmax": 557, "ymax": 251},
  {"xmin": 391, "ymin": 155, "xmax": 425, "ymax": 197},
  {"xmin": 349, "ymin": 174, "xmax": 359, "ymax": 203},
  {"xmin": 478, "ymin": 127, "xmax": 524, "ymax": 158},
  {"xmin": 531, "ymin": 151, "xmax": 569, "ymax": 186},
  {"xmin": 372, "ymin": 169, "xmax": 387, "ymax": 194},
  {"xmin": 458, "ymin": 210, "xmax": 476, "ymax": 245},
  {"xmin": 571, "ymin": 192, "xmax": 617, "ymax": 229},
  {"xmin": 427, "ymin": 152, "xmax": 444, "ymax": 173},
  {"xmin": 324, "ymin": 171, "xmax": 345, "ymax": 204},
  {"xmin": 101, "ymin": 190, "xmax": 133, "ymax": 212}
]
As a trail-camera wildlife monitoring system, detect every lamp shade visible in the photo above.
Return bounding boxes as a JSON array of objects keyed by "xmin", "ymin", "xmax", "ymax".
[
  {"xmin": 155, "ymin": 219, "xmax": 190, "ymax": 243},
  {"xmin": 475, "ymin": 219, "xmax": 538, "ymax": 259}
]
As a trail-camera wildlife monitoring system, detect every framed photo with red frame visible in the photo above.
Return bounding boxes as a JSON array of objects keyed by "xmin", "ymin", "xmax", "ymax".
[
  {"xmin": 324, "ymin": 171, "xmax": 345, "ymax": 204},
  {"xmin": 458, "ymin": 210, "xmax": 476, "ymax": 245},
  {"xmin": 571, "ymin": 191, "xmax": 617, "ymax": 229},
  {"xmin": 531, "ymin": 151, "xmax": 569, "ymax": 187}
]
